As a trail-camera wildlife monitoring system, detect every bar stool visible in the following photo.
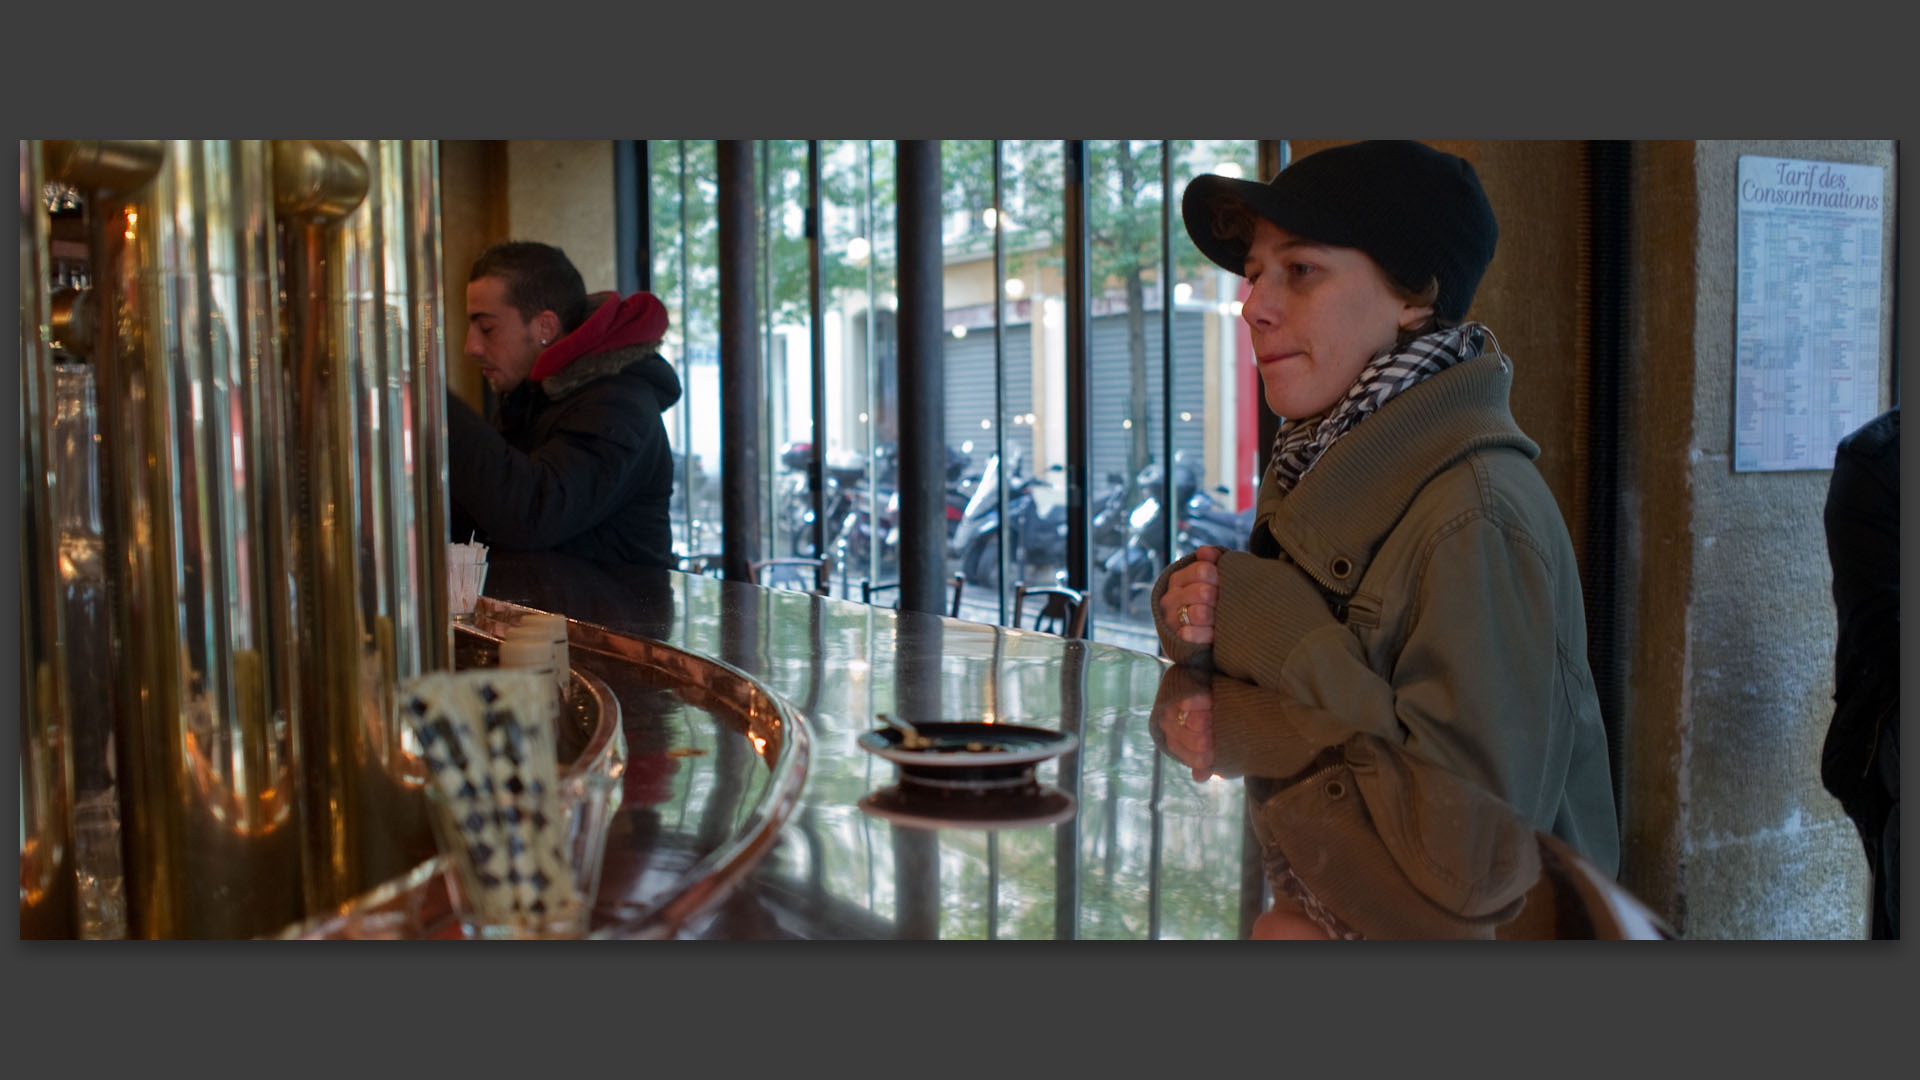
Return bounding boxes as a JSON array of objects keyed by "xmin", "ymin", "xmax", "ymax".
[
  {"xmin": 860, "ymin": 574, "xmax": 966, "ymax": 618},
  {"xmin": 748, "ymin": 557, "xmax": 830, "ymax": 594},
  {"xmin": 1011, "ymin": 582, "xmax": 1088, "ymax": 639}
]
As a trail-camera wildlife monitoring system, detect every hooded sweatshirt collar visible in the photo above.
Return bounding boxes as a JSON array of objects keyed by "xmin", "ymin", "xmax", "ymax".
[{"xmin": 529, "ymin": 290, "xmax": 669, "ymax": 384}]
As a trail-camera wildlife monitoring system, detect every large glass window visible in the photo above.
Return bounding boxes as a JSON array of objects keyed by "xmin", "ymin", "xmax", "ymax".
[
  {"xmin": 799, "ymin": 141, "xmax": 899, "ymax": 597},
  {"xmin": 1172, "ymin": 141, "xmax": 1264, "ymax": 526},
  {"xmin": 651, "ymin": 140, "xmax": 1265, "ymax": 635},
  {"xmin": 753, "ymin": 140, "xmax": 812, "ymax": 566},
  {"xmin": 1085, "ymin": 139, "xmax": 1172, "ymax": 648},
  {"xmin": 650, "ymin": 142, "xmax": 721, "ymax": 560},
  {"xmin": 942, "ymin": 140, "xmax": 1063, "ymax": 621}
]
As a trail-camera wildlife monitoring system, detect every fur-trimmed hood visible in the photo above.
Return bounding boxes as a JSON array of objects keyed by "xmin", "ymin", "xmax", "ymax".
[{"xmin": 539, "ymin": 344, "xmax": 682, "ymax": 409}]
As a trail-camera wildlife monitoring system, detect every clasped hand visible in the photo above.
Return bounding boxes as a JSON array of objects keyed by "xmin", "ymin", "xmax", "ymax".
[
  {"xmin": 1150, "ymin": 666, "xmax": 1216, "ymax": 782},
  {"xmin": 1161, "ymin": 544, "xmax": 1224, "ymax": 645}
]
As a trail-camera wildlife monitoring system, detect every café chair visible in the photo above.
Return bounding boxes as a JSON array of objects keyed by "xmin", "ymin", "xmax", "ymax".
[
  {"xmin": 1497, "ymin": 833, "xmax": 1679, "ymax": 940},
  {"xmin": 860, "ymin": 574, "xmax": 966, "ymax": 618},
  {"xmin": 1011, "ymin": 582, "xmax": 1088, "ymax": 639},
  {"xmin": 678, "ymin": 552, "xmax": 726, "ymax": 578},
  {"xmin": 748, "ymin": 557, "xmax": 830, "ymax": 595}
]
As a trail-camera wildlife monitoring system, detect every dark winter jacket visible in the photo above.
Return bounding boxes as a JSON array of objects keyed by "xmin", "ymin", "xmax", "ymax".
[
  {"xmin": 1821, "ymin": 407, "xmax": 1899, "ymax": 829},
  {"xmin": 448, "ymin": 299, "xmax": 682, "ymax": 571}
]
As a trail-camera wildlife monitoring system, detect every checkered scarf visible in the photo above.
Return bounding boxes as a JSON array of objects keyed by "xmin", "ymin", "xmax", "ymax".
[{"xmin": 1267, "ymin": 322, "xmax": 1493, "ymax": 497}]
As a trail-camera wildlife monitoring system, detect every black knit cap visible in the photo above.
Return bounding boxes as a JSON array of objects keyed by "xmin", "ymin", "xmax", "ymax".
[{"xmin": 1182, "ymin": 140, "xmax": 1498, "ymax": 321}]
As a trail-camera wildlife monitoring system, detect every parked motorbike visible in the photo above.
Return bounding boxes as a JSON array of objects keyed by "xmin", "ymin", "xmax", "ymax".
[
  {"xmin": 1180, "ymin": 479, "xmax": 1257, "ymax": 553},
  {"xmin": 1092, "ymin": 469, "xmax": 1132, "ymax": 563},
  {"xmin": 1099, "ymin": 452, "xmax": 1252, "ymax": 616},
  {"xmin": 1100, "ymin": 458, "xmax": 1186, "ymax": 615},
  {"xmin": 945, "ymin": 445, "xmax": 978, "ymax": 544},
  {"xmin": 784, "ymin": 441, "xmax": 978, "ymax": 576},
  {"xmin": 883, "ymin": 443, "xmax": 978, "ymax": 554},
  {"xmin": 779, "ymin": 440, "xmax": 878, "ymax": 564},
  {"xmin": 951, "ymin": 451, "xmax": 1068, "ymax": 593}
]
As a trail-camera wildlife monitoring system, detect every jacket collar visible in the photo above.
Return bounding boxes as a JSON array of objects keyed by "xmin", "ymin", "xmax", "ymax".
[
  {"xmin": 1255, "ymin": 348, "xmax": 1538, "ymax": 596},
  {"xmin": 539, "ymin": 344, "xmax": 653, "ymax": 400}
]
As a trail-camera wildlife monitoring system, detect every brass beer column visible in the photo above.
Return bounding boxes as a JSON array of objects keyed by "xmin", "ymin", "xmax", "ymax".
[
  {"xmin": 344, "ymin": 139, "xmax": 446, "ymax": 881},
  {"xmin": 19, "ymin": 141, "xmax": 79, "ymax": 939},
  {"xmin": 43, "ymin": 139, "xmax": 171, "ymax": 937},
  {"xmin": 47, "ymin": 140, "xmax": 308, "ymax": 938},
  {"xmin": 348, "ymin": 140, "xmax": 449, "ymax": 686},
  {"xmin": 397, "ymin": 141, "xmax": 451, "ymax": 674},
  {"xmin": 275, "ymin": 140, "xmax": 443, "ymax": 908},
  {"xmin": 275, "ymin": 139, "xmax": 376, "ymax": 908}
]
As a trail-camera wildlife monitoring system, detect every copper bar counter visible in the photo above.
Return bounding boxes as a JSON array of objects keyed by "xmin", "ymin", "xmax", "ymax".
[
  {"xmin": 285, "ymin": 549, "xmax": 1253, "ymax": 940},
  {"xmin": 288, "ymin": 548, "xmax": 1666, "ymax": 941}
]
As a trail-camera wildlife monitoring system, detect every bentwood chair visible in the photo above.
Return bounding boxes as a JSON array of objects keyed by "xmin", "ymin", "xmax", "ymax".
[
  {"xmin": 1495, "ymin": 833, "xmax": 1678, "ymax": 940},
  {"xmin": 1010, "ymin": 582, "xmax": 1089, "ymax": 639},
  {"xmin": 677, "ymin": 552, "xmax": 726, "ymax": 578},
  {"xmin": 748, "ymin": 557, "xmax": 830, "ymax": 595},
  {"xmin": 860, "ymin": 574, "xmax": 966, "ymax": 618}
]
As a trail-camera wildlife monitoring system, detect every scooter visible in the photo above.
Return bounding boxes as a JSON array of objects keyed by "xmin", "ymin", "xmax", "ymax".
[
  {"xmin": 1101, "ymin": 453, "xmax": 1258, "ymax": 615},
  {"xmin": 1180, "ymin": 481, "xmax": 1257, "ymax": 553},
  {"xmin": 1090, "ymin": 469, "xmax": 1130, "ymax": 564},
  {"xmin": 951, "ymin": 451, "xmax": 1067, "ymax": 593},
  {"xmin": 1100, "ymin": 459, "xmax": 1182, "ymax": 615},
  {"xmin": 781, "ymin": 442, "xmax": 883, "ymax": 563},
  {"xmin": 944, "ymin": 445, "xmax": 978, "ymax": 544},
  {"xmin": 883, "ymin": 443, "xmax": 979, "ymax": 555}
]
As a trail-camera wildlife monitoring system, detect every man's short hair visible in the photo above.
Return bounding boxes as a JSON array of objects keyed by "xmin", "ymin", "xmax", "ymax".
[{"xmin": 468, "ymin": 241, "xmax": 590, "ymax": 333}]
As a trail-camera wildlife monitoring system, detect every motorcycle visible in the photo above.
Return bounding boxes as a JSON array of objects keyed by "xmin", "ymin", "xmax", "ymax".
[
  {"xmin": 945, "ymin": 445, "xmax": 979, "ymax": 544},
  {"xmin": 951, "ymin": 450, "xmax": 1068, "ymax": 594},
  {"xmin": 785, "ymin": 441, "xmax": 978, "ymax": 578},
  {"xmin": 780, "ymin": 441, "xmax": 891, "ymax": 568},
  {"xmin": 1099, "ymin": 458, "xmax": 1187, "ymax": 615},
  {"xmin": 883, "ymin": 443, "xmax": 979, "ymax": 555},
  {"xmin": 1100, "ymin": 452, "xmax": 1253, "ymax": 616},
  {"xmin": 1090, "ymin": 469, "xmax": 1130, "ymax": 562},
  {"xmin": 1180, "ymin": 479, "xmax": 1257, "ymax": 553}
]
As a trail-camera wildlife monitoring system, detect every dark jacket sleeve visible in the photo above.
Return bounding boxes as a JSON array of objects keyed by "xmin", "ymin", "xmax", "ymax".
[
  {"xmin": 1821, "ymin": 409, "xmax": 1900, "ymax": 814},
  {"xmin": 446, "ymin": 384, "xmax": 664, "ymax": 551}
]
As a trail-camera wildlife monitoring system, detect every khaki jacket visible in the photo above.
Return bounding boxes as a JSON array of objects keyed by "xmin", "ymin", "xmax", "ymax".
[{"xmin": 1151, "ymin": 349, "xmax": 1620, "ymax": 875}]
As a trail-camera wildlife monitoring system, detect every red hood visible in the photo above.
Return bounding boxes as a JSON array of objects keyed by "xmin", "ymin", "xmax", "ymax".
[
  {"xmin": 622, "ymin": 751, "xmax": 681, "ymax": 807},
  {"xmin": 528, "ymin": 290, "xmax": 670, "ymax": 384}
]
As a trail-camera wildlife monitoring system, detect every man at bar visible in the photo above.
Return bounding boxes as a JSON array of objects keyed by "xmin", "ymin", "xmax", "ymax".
[{"xmin": 448, "ymin": 241, "xmax": 681, "ymax": 571}]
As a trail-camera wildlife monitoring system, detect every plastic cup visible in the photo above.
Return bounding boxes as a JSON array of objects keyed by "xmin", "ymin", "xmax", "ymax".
[{"xmin": 425, "ymin": 767, "xmax": 620, "ymax": 940}]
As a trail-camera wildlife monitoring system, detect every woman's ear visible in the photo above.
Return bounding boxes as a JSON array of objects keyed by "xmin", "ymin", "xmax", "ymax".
[{"xmin": 1398, "ymin": 301, "xmax": 1436, "ymax": 331}]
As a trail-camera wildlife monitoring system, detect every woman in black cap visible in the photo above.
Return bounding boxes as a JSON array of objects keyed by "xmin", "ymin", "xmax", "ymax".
[{"xmin": 1152, "ymin": 140, "xmax": 1620, "ymax": 878}]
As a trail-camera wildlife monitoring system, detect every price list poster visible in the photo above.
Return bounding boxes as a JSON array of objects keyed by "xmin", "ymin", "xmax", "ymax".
[{"xmin": 1734, "ymin": 155, "xmax": 1888, "ymax": 472}]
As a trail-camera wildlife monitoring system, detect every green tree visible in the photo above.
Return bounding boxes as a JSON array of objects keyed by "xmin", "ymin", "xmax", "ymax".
[
  {"xmin": 649, "ymin": 139, "xmax": 1258, "ymax": 498},
  {"xmin": 934, "ymin": 140, "xmax": 1260, "ymax": 496},
  {"xmin": 650, "ymin": 140, "xmax": 893, "ymax": 346}
]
